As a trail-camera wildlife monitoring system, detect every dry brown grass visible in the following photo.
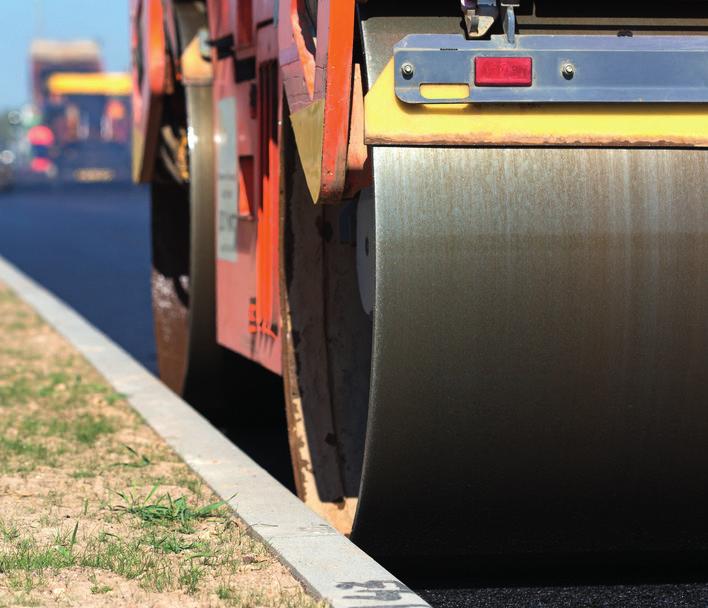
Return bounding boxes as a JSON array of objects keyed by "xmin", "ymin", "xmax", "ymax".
[{"xmin": 0, "ymin": 283, "xmax": 324, "ymax": 607}]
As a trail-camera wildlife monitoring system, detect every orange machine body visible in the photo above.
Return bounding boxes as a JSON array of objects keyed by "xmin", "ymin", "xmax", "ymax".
[
  {"xmin": 130, "ymin": 0, "xmax": 166, "ymax": 182},
  {"xmin": 132, "ymin": 0, "xmax": 363, "ymax": 375}
]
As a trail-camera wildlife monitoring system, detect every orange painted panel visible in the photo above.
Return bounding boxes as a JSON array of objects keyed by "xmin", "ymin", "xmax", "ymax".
[
  {"xmin": 207, "ymin": 0, "xmax": 360, "ymax": 373},
  {"xmin": 211, "ymin": 0, "xmax": 282, "ymax": 375},
  {"xmin": 131, "ymin": 0, "xmax": 165, "ymax": 182},
  {"xmin": 278, "ymin": 0, "xmax": 356, "ymax": 202},
  {"xmin": 319, "ymin": 0, "xmax": 355, "ymax": 201}
]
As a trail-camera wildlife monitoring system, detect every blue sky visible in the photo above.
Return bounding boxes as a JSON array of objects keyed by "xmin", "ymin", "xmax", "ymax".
[{"xmin": 0, "ymin": 0, "xmax": 130, "ymax": 109}]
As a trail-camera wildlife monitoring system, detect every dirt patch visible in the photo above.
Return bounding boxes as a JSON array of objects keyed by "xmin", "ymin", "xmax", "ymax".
[{"xmin": 0, "ymin": 283, "xmax": 324, "ymax": 607}]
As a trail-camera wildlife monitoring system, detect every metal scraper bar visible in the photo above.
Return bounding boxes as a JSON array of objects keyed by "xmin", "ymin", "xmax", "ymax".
[{"xmin": 394, "ymin": 34, "xmax": 708, "ymax": 104}]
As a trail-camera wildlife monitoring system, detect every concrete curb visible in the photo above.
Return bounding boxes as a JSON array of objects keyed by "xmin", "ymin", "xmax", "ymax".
[{"xmin": 0, "ymin": 256, "xmax": 430, "ymax": 608}]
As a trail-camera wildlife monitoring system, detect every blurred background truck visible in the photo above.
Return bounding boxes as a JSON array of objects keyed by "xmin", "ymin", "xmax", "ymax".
[{"xmin": 27, "ymin": 40, "xmax": 131, "ymax": 183}]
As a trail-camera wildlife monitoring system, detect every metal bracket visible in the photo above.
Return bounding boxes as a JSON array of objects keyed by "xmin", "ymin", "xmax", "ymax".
[
  {"xmin": 206, "ymin": 33, "xmax": 235, "ymax": 60},
  {"xmin": 198, "ymin": 28, "xmax": 212, "ymax": 62},
  {"xmin": 501, "ymin": 1, "xmax": 519, "ymax": 44},
  {"xmin": 394, "ymin": 34, "xmax": 708, "ymax": 104},
  {"xmin": 461, "ymin": 0, "xmax": 498, "ymax": 39}
]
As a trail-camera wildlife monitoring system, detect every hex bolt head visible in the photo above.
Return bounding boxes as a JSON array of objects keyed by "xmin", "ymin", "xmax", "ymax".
[
  {"xmin": 401, "ymin": 62, "xmax": 415, "ymax": 79},
  {"xmin": 562, "ymin": 63, "xmax": 575, "ymax": 80}
]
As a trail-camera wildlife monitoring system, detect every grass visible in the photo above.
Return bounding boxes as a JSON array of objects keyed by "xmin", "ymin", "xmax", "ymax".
[
  {"xmin": 71, "ymin": 469, "xmax": 96, "ymax": 479},
  {"xmin": 0, "ymin": 283, "xmax": 322, "ymax": 607},
  {"xmin": 0, "ymin": 369, "xmax": 120, "ymax": 474},
  {"xmin": 215, "ymin": 586, "xmax": 320, "ymax": 608},
  {"xmin": 0, "ymin": 285, "xmax": 321, "ymax": 608},
  {"xmin": 1, "ymin": 533, "xmax": 158, "ymax": 589},
  {"xmin": 0, "ymin": 522, "xmax": 280, "ymax": 598},
  {"xmin": 1, "ymin": 370, "xmax": 125, "ymax": 413},
  {"xmin": 0, "ymin": 437, "xmax": 49, "ymax": 461},
  {"xmin": 176, "ymin": 474, "xmax": 203, "ymax": 497},
  {"xmin": 0, "ymin": 518, "xmax": 19, "ymax": 542},
  {"xmin": 81, "ymin": 536, "xmax": 176, "ymax": 591},
  {"xmin": 178, "ymin": 561, "xmax": 205, "ymax": 594},
  {"xmin": 0, "ymin": 538, "xmax": 76, "ymax": 572},
  {"xmin": 0, "ymin": 377, "xmax": 35, "ymax": 407},
  {"xmin": 142, "ymin": 532, "xmax": 199, "ymax": 554},
  {"xmin": 19, "ymin": 413, "xmax": 115, "ymax": 445},
  {"xmin": 1, "ymin": 522, "xmax": 220, "ymax": 594},
  {"xmin": 73, "ymin": 413, "xmax": 116, "ymax": 444},
  {"xmin": 111, "ymin": 444, "xmax": 151, "ymax": 469},
  {"xmin": 0, "ymin": 436, "xmax": 54, "ymax": 473},
  {"xmin": 89, "ymin": 574, "xmax": 112, "ymax": 594},
  {"xmin": 112, "ymin": 485, "xmax": 229, "ymax": 534}
]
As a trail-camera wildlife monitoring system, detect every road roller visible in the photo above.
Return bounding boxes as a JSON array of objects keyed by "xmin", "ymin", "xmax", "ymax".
[{"xmin": 131, "ymin": 0, "xmax": 708, "ymax": 565}]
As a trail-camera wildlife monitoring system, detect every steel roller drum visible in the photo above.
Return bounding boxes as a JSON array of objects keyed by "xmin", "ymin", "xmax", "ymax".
[{"xmin": 350, "ymin": 141, "xmax": 708, "ymax": 561}]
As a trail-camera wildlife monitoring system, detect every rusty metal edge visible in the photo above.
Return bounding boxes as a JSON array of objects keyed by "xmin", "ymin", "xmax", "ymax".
[{"xmin": 0, "ymin": 255, "xmax": 430, "ymax": 608}]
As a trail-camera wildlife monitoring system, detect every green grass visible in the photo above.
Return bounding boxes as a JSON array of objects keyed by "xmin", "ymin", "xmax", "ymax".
[
  {"xmin": 215, "ymin": 586, "xmax": 321, "ymax": 608},
  {"xmin": 2, "ymin": 309, "xmax": 42, "ymax": 333},
  {"xmin": 1, "ymin": 370, "xmax": 125, "ymax": 412},
  {"xmin": 71, "ymin": 469, "xmax": 96, "ymax": 479},
  {"xmin": 0, "ymin": 364, "xmax": 119, "ymax": 476},
  {"xmin": 0, "ymin": 368, "xmax": 124, "ymax": 410},
  {"xmin": 5, "ymin": 571, "xmax": 44, "ymax": 605},
  {"xmin": 89, "ymin": 574, "xmax": 112, "ymax": 594},
  {"xmin": 18, "ymin": 413, "xmax": 115, "ymax": 445},
  {"xmin": 111, "ymin": 444, "xmax": 151, "ymax": 469},
  {"xmin": 113, "ymin": 485, "xmax": 229, "ymax": 531},
  {"xmin": 0, "ymin": 434, "xmax": 63, "ymax": 474},
  {"xmin": 44, "ymin": 491, "xmax": 65, "ymax": 508},
  {"xmin": 0, "ymin": 538, "xmax": 76, "ymax": 572},
  {"xmin": 0, "ymin": 518, "xmax": 19, "ymax": 542},
  {"xmin": 0, "ymin": 468, "xmax": 319, "ymax": 606},
  {"xmin": 0, "ymin": 377, "xmax": 35, "ymax": 407},
  {"xmin": 216, "ymin": 588, "xmax": 269, "ymax": 606},
  {"xmin": 36, "ymin": 372, "xmax": 71, "ymax": 397},
  {"xmin": 142, "ymin": 532, "xmax": 202, "ymax": 555},
  {"xmin": 73, "ymin": 414, "xmax": 115, "ymax": 444},
  {"xmin": 18, "ymin": 418, "xmax": 41, "ymax": 435},
  {"xmin": 1, "ymin": 529, "xmax": 173, "ymax": 593},
  {"xmin": 176, "ymin": 474, "xmax": 203, "ymax": 497},
  {"xmin": 0, "ymin": 348, "xmax": 40, "ymax": 362},
  {"xmin": 178, "ymin": 561, "xmax": 205, "ymax": 594},
  {"xmin": 0, "ymin": 436, "xmax": 49, "ymax": 461},
  {"xmin": 81, "ymin": 535, "xmax": 175, "ymax": 592}
]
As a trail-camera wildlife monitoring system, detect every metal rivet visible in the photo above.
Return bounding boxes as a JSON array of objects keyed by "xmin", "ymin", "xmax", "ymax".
[
  {"xmin": 562, "ymin": 63, "xmax": 575, "ymax": 79},
  {"xmin": 401, "ymin": 63, "xmax": 415, "ymax": 79}
]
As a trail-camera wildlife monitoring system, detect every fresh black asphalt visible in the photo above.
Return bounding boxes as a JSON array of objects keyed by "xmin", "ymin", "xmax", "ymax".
[{"xmin": 0, "ymin": 183, "xmax": 156, "ymax": 372}]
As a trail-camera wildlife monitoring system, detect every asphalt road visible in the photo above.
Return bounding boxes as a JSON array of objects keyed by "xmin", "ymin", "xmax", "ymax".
[
  {"xmin": 2, "ymin": 183, "xmax": 708, "ymax": 608},
  {"xmin": 410, "ymin": 559, "xmax": 708, "ymax": 608},
  {"xmin": 417, "ymin": 582, "xmax": 708, "ymax": 608},
  {"xmin": 0, "ymin": 183, "xmax": 156, "ymax": 372}
]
